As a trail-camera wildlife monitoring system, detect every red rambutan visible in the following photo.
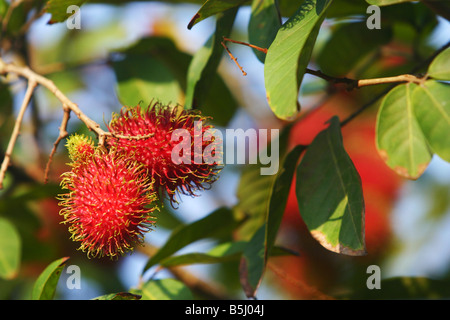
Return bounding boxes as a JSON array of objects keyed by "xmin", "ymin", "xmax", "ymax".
[
  {"xmin": 58, "ymin": 147, "xmax": 158, "ymax": 259},
  {"xmin": 107, "ymin": 102, "xmax": 222, "ymax": 205}
]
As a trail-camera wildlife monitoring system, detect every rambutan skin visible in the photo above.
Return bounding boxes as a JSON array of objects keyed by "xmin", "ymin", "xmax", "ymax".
[
  {"xmin": 65, "ymin": 134, "xmax": 95, "ymax": 163},
  {"xmin": 58, "ymin": 150, "xmax": 158, "ymax": 259},
  {"xmin": 107, "ymin": 102, "xmax": 222, "ymax": 205}
]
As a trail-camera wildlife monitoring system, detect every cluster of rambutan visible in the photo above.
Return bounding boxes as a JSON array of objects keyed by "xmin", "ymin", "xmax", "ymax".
[{"xmin": 58, "ymin": 102, "xmax": 221, "ymax": 259}]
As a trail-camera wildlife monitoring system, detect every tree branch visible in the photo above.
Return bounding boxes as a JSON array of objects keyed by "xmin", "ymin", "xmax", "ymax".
[
  {"xmin": 221, "ymin": 37, "xmax": 428, "ymax": 89},
  {"xmin": 43, "ymin": 105, "xmax": 70, "ymax": 184},
  {"xmin": 0, "ymin": 58, "xmax": 158, "ymax": 188},
  {"xmin": 0, "ymin": 79, "xmax": 36, "ymax": 189}
]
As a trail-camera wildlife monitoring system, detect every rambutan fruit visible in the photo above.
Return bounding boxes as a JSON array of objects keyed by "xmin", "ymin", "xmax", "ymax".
[
  {"xmin": 58, "ymin": 148, "xmax": 158, "ymax": 259},
  {"xmin": 65, "ymin": 133, "xmax": 96, "ymax": 163},
  {"xmin": 107, "ymin": 102, "xmax": 222, "ymax": 205}
]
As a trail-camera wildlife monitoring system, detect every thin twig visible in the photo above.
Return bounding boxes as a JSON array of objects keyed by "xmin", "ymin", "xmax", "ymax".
[
  {"xmin": 340, "ymin": 40, "xmax": 450, "ymax": 127},
  {"xmin": 0, "ymin": 79, "xmax": 36, "ymax": 189},
  {"xmin": 221, "ymin": 40, "xmax": 247, "ymax": 76},
  {"xmin": 0, "ymin": 58, "xmax": 160, "ymax": 188},
  {"xmin": 221, "ymin": 37, "xmax": 427, "ymax": 89},
  {"xmin": 223, "ymin": 37, "xmax": 268, "ymax": 54},
  {"xmin": 44, "ymin": 106, "xmax": 70, "ymax": 184}
]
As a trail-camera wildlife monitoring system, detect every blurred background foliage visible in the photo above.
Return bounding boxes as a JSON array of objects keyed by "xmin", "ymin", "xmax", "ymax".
[{"xmin": 0, "ymin": 0, "xmax": 449, "ymax": 299}]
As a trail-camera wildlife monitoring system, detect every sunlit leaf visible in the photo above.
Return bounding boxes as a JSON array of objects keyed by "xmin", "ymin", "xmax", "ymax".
[
  {"xmin": 160, "ymin": 241, "xmax": 246, "ymax": 267},
  {"xmin": 45, "ymin": 0, "xmax": 86, "ymax": 24},
  {"xmin": 296, "ymin": 116, "xmax": 366, "ymax": 256},
  {"xmin": 428, "ymin": 47, "xmax": 450, "ymax": 81},
  {"xmin": 248, "ymin": 0, "xmax": 281, "ymax": 62},
  {"xmin": 142, "ymin": 207, "xmax": 241, "ymax": 272},
  {"xmin": 0, "ymin": 218, "xmax": 21, "ymax": 280},
  {"xmin": 187, "ymin": 0, "xmax": 246, "ymax": 29},
  {"xmin": 32, "ymin": 257, "xmax": 70, "ymax": 300},
  {"xmin": 239, "ymin": 144, "xmax": 306, "ymax": 298},
  {"xmin": 113, "ymin": 55, "xmax": 184, "ymax": 107},
  {"xmin": 113, "ymin": 36, "xmax": 237, "ymax": 126},
  {"xmin": 185, "ymin": 8, "xmax": 237, "ymax": 110},
  {"xmin": 236, "ymin": 124, "xmax": 291, "ymax": 238},
  {"xmin": 317, "ymin": 21, "xmax": 392, "ymax": 76},
  {"xmin": 141, "ymin": 278, "xmax": 193, "ymax": 300},
  {"xmin": 412, "ymin": 80, "xmax": 450, "ymax": 162},
  {"xmin": 264, "ymin": 0, "xmax": 334, "ymax": 120},
  {"xmin": 376, "ymin": 83, "xmax": 432, "ymax": 179}
]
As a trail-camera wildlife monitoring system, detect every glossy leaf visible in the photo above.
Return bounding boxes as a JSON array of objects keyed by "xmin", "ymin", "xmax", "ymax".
[
  {"xmin": 32, "ymin": 257, "xmax": 70, "ymax": 300},
  {"xmin": 264, "ymin": 0, "xmax": 334, "ymax": 120},
  {"xmin": 113, "ymin": 55, "xmax": 183, "ymax": 107},
  {"xmin": 376, "ymin": 83, "xmax": 432, "ymax": 179},
  {"xmin": 239, "ymin": 225, "xmax": 265, "ymax": 298},
  {"xmin": 185, "ymin": 8, "xmax": 237, "ymax": 110},
  {"xmin": 296, "ymin": 116, "xmax": 366, "ymax": 256},
  {"xmin": 141, "ymin": 278, "xmax": 193, "ymax": 300},
  {"xmin": 248, "ymin": 0, "xmax": 281, "ymax": 62},
  {"xmin": 0, "ymin": 218, "xmax": 21, "ymax": 280},
  {"xmin": 428, "ymin": 47, "xmax": 450, "ymax": 81},
  {"xmin": 45, "ymin": 0, "xmax": 87, "ymax": 24},
  {"xmin": 317, "ymin": 22, "xmax": 392, "ymax": 76},
  {"xmin": 235, "ymin": 124, "xmax": 291, "ymax": 237},
  {"xmin": 160, "ymin": 241, "xmax": 246, "ymax": 267},
  {"xmin": 143, "ymin": 207, "xmax": 241, "ymax": 272},
  {"xmin": 113, "ymin": 36, "xmax": 237, "ymax": 126},
  {"xmin": 412, "ymin": 80, "xmax": 450, "ymax": 162},
  {"xmin": 265, "ymin": 145, "xmax": 306, "ymax": 257},
  {"xmin": 240, "ymin": 144, "xmax": 306, "ymax": 298},
  {"xmin": 188, "ymin": 0, "xmax": 246, "ymax": 29}
]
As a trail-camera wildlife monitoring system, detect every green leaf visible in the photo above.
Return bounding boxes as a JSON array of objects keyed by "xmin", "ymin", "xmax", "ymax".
[
  {"xmin": 264, "ymin": 0, "xmax": 334, "ymax": 120},
  {"xmin": 235, "ymin": 124, "xmax": 292, "ymax": 238},
  {"xmin": 93, "ymin": 292, "xmax": 142, "ymax": 300},
  {"xmin": 143, "ymin": 207, "xmax": 241, "ymax": 272},
  {"xmin": 351, "ymin": 277, "xmax": 450, "ymax": 299},
  {"xmin": 187, "ymin": 0, "xmax": 246, "ymax": 29},
  {"xmin": 296, "ymin": 116, "xmax": 366, "ymax": 256},
  {"xmin": 239, "ymin": 225, "xmax": 265, "ymax": 298},
  {"xmin": 113, "ymin": 55, "xmax": 183, "ymax": 107},
  {"xmin": 239, "ymin": 144, "xmax": 306, "ymax": 298},
  {"xmin": 160, "ymin": 241, "xmax": 246, "ymax": 268},
  {"xmin": 113, "ymin": 37, "xmax": 192, "ymax": 91},
  {"xmin": 317, "ymin": 22, "xmax": 392, "ymax": 76},
  {"xmin": 412, "ymin": 80, "xmax": 450, "ymax": 162},
  {"xmin": 0, "ymin": 218, "xmax": 21, "ymax": 280},
  {"xmin": 376, "ymin": 83, "xmax": 432, "ymax": 179},
  {"xmin": 45, "ymin": 0, "xmax": 87, "ymax": 24},
  {"xmin": 366, "ymin": 0, "xmax": 414, "ymax": 5},
  {"xmin": 32, "ymin": 257, "xmax": 70, "ymax": 300},
  {"xmin": 265, "ymin": 144, "xmax": 306, "ymax": 257},
  {"xmin": 113, "ymin": 36, "xmax": 237, "ymax": 126},
  {"xmin": 428, "ymin": 47, "xmax": 450, "ymax": 81},
  {"xmin": 185, "ymin": 7, "xmax": 237, "ymax": 110},
  {"xmin": 141, "ymin": 278, "xmax": 194, "ymax": 300},
  {"xmin": 248, "ymin": 0, "xmax": 281, "ymax": 63}
]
